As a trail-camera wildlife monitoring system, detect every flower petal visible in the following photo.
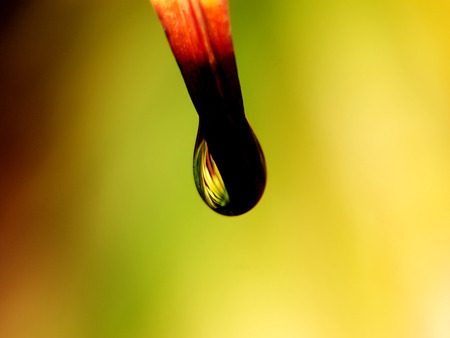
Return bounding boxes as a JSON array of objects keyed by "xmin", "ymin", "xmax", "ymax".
[{"xmin": 150, "ymin": 0, "xmax": 243, "ymax": 118}]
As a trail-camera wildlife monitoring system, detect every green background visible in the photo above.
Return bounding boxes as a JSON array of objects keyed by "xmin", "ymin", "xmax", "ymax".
[{"xmin": 1, "ymin": 1, "xmax": 450, "ymax": 337}]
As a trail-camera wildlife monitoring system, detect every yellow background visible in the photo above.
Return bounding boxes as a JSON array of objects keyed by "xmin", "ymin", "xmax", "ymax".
[{"xmin": 1, "ymin": 1, "xmax": 449, "ymax": 337}]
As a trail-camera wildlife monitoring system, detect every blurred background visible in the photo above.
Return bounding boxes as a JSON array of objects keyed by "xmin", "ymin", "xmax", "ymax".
[{"xmin": 1, "ymin": 0, "xmax": 449, "ymax": 337}]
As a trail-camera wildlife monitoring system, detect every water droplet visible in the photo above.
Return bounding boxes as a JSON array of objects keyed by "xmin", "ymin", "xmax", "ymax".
[{"xmin": 193, "ymin": 117, "xmax": 266, "ymax": 216}]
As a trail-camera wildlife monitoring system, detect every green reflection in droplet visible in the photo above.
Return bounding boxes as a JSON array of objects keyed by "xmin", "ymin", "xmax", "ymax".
[{"xmin": 193, "ymin": 136, "xmax": 230, "ymax": 213}]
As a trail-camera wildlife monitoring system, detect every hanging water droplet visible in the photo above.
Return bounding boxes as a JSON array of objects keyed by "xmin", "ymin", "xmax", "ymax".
[
  {"xmin": 149, "ymin": 0, "xmax": 267, "ymax": 215},
  {"xmin": 193, "ymin": 117, "xmax": 266, "ymax": 216}
]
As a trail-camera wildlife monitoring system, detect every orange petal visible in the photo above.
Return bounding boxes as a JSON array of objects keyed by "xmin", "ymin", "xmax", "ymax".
[{"xmin": 150, "ymin": 0, "xmax": 243, "ymax": 119}]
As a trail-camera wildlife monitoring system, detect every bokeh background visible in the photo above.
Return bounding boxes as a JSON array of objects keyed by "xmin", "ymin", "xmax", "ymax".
[{"xmin": 1, "ymin": 0, "xmax": 450, "ymax": 337}]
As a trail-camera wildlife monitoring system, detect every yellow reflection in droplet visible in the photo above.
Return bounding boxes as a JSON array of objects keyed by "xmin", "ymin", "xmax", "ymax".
[{"xmin": 193, "ymin": 138, "xmax": 230, "ymax": 210}]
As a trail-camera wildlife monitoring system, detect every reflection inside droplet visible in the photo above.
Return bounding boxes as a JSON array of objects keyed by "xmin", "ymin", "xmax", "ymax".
[{"xmin": 194, "ymin": 137, "xmax": 230, "ymax": 212}]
